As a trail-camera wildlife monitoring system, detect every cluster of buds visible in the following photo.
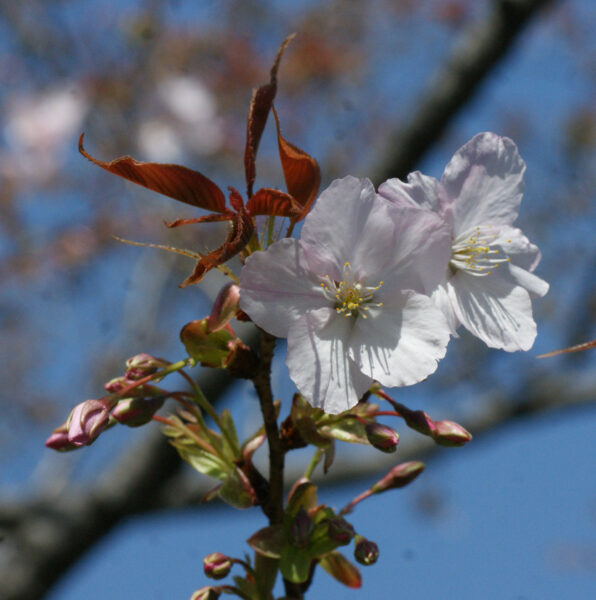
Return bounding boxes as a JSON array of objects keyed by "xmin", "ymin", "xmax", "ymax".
[
  {"xmin": 45, "ymin": 353, "xmax": 169, "ymax": 451},
  {"xmin": 372, "ymin": 387, "xmax": 472, "ymax": 447}
]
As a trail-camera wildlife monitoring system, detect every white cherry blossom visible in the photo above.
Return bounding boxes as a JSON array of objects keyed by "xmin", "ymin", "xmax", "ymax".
[
  {"xmin": 379, "ymin": 132, "xmax": 548, "ymax": 352},
  {"xmin": 239, "ymin": 176, "xmax": 451, "ymax": 414}
]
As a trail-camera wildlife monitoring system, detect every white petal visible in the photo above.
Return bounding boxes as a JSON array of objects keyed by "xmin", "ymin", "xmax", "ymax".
[
  {"xmin": 431, "ymin": 283, "xmax": 460, "ymax": 335},
  {"xmin": 377, "ymin": 202, "xmax": 452, "ymax": 295},
  {"xmin": 441, "ymin": 133, "xmax": 525, "ymax": 234},
  {"xmin": 379, "ymin": 171, "xmax": 448, "ymax": 217},
  {"xmin": 301, "ymin": 176, "xmax": 398, "ymax": 281},
  {"xmin": 286, "ymin": 309, "xmax": 372, "ymax": 414},
  {"xmin": 492, "ymin": 225, "xmax": 542, "ymax": 272},
  {"xmin": 349, "ymin": 291, "xmax": 450, "ymax": 387},
  {"xmin": 508, "ymin": 263, "xmax": 549, "ymax": 298},
  {"xmin": 447, "ymin": 269, "xmax": 538, "ymax": 351},
  {"xmin": 239, "ymin": 238, "xmax": 329, "ymax": 338}
]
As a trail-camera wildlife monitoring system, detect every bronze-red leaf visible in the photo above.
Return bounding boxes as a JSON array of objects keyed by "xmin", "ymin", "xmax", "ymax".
[
  {"xmin": 246, "ymin": 187, "xmax": 300, "ymax": 218},
  {"xmin": 180, "ymin": 209, "xmax": 254, "ymax": 287},
  {"xmin": 164, "ymin": 214, "xmax": 232, "ymax": 229},
  {"xmin": 243, "ymin": 34, "xmax": 296, "ymax": 198},
  {"xmin": 272, "ymin": 107, "xmax": 321, "ymax": 221},
  {"xmin": 79, "ymin": 133, "xmax": 227, "ymax": 213}
]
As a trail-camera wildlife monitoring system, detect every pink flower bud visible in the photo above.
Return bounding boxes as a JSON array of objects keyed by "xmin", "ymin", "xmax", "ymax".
[
  {"xmin": 371, "ymin": 461, "xmax": 425, "ymax": 494},
  {"xmin": 45, "ymin": 425, "xmax": 78, "ymax": 452},
  {"xmin": 354, "ymin": 537, "xmax": 379, "ymax": 566},
  {"xmin": 111, "ymin": 396, "xmax": 165, "ymax": 427},
  {"xmin": 403, "ymin": 409, "xmax": 436, "ymax": 437},
  {"xmin": 203, "ymin": 552, "xmax": 232, "ymax": 580},
  {"xmin": 432, "ymin": 420, "xmax": 472, "ymax": 447},
  {"xmin": 124, "ymin": 353, "xmax": 168, "ymax": 380},
  {"xmin": 365, "ymin": 423, "xmax": 399, "ymax": 453},
  {"xmin": 189, "ymin": 586, "xmax": 221, "ymax": 600},
  {"xmin": 327, "ymin": 517, "xmax": 355, "ymax": 546},
  {"xmin": 67, "ymin": 399, "xmax": 110, "ymax": 446},
  {"xmin": 206, "ymin": 283, "xmax": 241, "ymax": 333},
  {"xmin": 289, "ymin": 507, "xmax": 314, "ymax": 549},
  {"xmin": 104, "ymin": 376, "xmax": 136, "ymax": 394}
]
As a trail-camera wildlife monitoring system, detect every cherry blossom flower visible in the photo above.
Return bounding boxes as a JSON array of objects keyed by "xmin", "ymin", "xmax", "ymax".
[
  {"xmin": 379, "ymin": 132, "xmax": 548, "ymax": 351},
  {"xmin": 239, "ymin": 176, "xmax": 451, "ymax": 414}
]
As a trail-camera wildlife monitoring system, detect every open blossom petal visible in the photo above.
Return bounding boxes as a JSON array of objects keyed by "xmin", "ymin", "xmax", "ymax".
[
  {"xmin": 239, "ymin": 238, "xmax": 328, "ymax": 337},
  {"xmin": 239, "ymin": 175, "xmax": 451, "ymax": 413},
  {"xmin": 286, "ymin": 309, "xmax": 372, "ymax": 414},
  {"xmin": 300, "ymin": 176, "xmax": 399, "ymax": 282},
  {"xmin": 379, "ymin": 133, "xmax": 547, "ymax": 351},
  {"xmin": 379, "ymin": 171, "xmax": 449, "ymax": 218},
  {"xmin": 349, "ymin": 291, "xmax": 450, "ymax": 387},
  {"xmin": 441, "ymin": 132, "xmax": 525, "ymax": 235},
  {"xmin": 446, "ymin": 269, "xmax": 538, "ymax": 351}
]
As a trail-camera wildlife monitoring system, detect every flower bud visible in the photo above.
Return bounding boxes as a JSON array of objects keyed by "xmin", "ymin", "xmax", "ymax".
[
  {"xmin": 104, "ymin": 376, "xmax": 136, "ymax": 394},
  {"xmin": 432, "ymin": 420, "xmax": 472, "ymax": 447},
  {"xmin": 45, "ymin": 424, "xmax": 78, "ymax": 452},
  {"xmin": 124, "ymin": 353, "xmax": 168, "ymax": 380},
  {"xmin": 327, "ymin": 517, "xmax": 355, "ymax": 546},
  {"xmin": 354, "ymin": 537, "xmax": 379, "ymax": 566},
  {"xmin": 67, "ymin": 399, "xmax": 111, "ymax": 446},
  {"xmin": 371, "ymin": 461, "xmax": 425, "ymax": 494},
  {"xmin": 189, "ymin": 586, "xmax": 221, "ymax": 600},
  {"xmin": 289, "ymin": 507, "xmax": 314, "ymax": 548},
  {"xmin": 205, "ymin": 283, "xmax": 241, "ymax": 333},
  {"xmin": 203, "ymin": 552, "xmax": 232, "ymax": 580},
  {"xmin": 365, "ymin": 423, "xmax": 399, "ymax": 453},
  {"xmin": 111, "ymin": 396, "xmax": 165, "ymax": 427},
  {"xmin": 402, "ymin": 409, "xmax": 436, "ymax": 437}
]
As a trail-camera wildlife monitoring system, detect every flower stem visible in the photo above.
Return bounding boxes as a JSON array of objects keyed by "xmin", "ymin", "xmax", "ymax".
[
  {"xmin": 303, "ymin": 447, "xmax": 324, "ymax": 479},
  {"xmin": 252, "ymin": 330, "xmax": 284, "ymax": 525}
]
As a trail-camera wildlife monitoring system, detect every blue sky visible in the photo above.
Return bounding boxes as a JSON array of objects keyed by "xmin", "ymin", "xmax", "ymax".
[{"xmin": 2, "ymin": 1, "xmax": 596, "ymax": 599}]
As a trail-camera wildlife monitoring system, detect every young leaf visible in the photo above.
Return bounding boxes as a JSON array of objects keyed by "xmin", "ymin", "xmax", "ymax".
[
  {"xmin": 79, "ymin": 134, "xmax": 227, "ymax": 213},
  {"xmin": 246, "ymin": 187, "xmax": 299, "ymax": 218},
  {"xmin": 272, "ymin": 107, "xmax": 320, "ymax": 221},
  {"xmin": 180, "ymin": 209, "xmax": 254, "ymax": 287},
  {"xmin": 244, "ymin": 34, "xmax": 295, "ymax": 197},
  {"xmin": 247, "ymin": 525, "xmax": 285, "ymax": 559},
  {"xmin": 319, "ymin": 551, "xmax": 362, "ymax": 589},
  {"xmin": 279, "ymin": 544, "xmax": 311, "ymax": 584}
]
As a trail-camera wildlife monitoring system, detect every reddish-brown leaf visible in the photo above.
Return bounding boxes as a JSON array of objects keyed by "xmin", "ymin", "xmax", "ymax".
[
  {"xmin": 244, "ymin": 34, "xmax": 296, "ymax": 198},
  {"xmin": 79, "ymin": 133, "xmax": 227, "ymax": 213},
  {"xmin": 246, "ymin": 187, "xmax": 300, "ymax": 218},
  {"xmin": 272, "ymin": 107, "xmax": 321, "ymax": 221},
  {"xmin": 180, "ymin": 209, "xmax": 254, "ymax": 287},
  {"xmin": 164, "ymin": 214, "xmax": 232, "ymax": 228}
]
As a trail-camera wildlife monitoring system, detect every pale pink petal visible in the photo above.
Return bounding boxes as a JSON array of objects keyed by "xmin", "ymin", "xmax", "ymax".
[
  {"xmin": 349, "ymin": 291, "xmax": 450, "ymax": 387},
  {"xmin": 379, "ymin": 171, "xmax": 450, "ymax": 219},
  {"xmin": 300, "ymin": 176, "xmax": 398, "ymax": 281},
  {"xmin": 239, "ymin": 238, "xmax": 328, "ymax": 338},
  {"xmin": 447, "ymin": 270, "xmax": 538, "ymax": 351},
  {"xmin": 441, "ymin": 133, "xmax": 525, "ymax": 235},
  {"xmin": 286, "ymin": 309, "xmax": 372, "ymax": 414},
  {"xmin": 378, "ymin": 202, "xmax": 452, "ymax": 295}
]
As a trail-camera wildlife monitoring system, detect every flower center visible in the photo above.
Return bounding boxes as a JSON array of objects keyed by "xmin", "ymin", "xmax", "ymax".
[
  {"xmin": 320, "ymin": 262, "xmax": 383, "ymax": 318},
  {"xmin": 449, "ymin": 226, "xmax": 510, "ymax": 277}
]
